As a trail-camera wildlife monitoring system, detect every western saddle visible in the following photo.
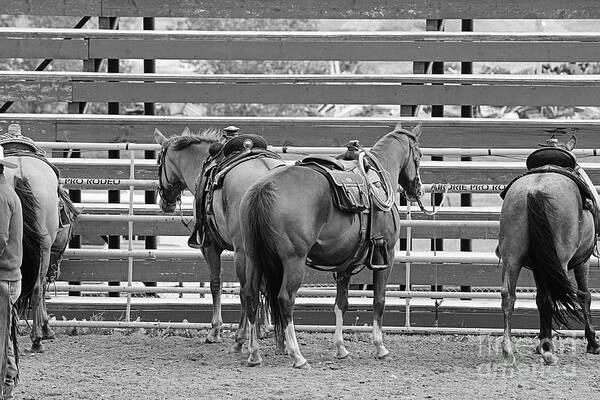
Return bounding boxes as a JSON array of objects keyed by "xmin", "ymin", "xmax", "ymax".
[
  {"xmin": 188, "ymin": 127, "xmax": 282, "ymax": 250},
  {"xmin": 296, "ymin": 140, "xmax": 398, "ymax": 272}
]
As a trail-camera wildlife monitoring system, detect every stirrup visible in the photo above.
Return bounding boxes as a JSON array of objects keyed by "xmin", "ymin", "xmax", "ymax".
[{"xmin": 368, "ymin": 238, "xmax": 389, "ymax": 270}]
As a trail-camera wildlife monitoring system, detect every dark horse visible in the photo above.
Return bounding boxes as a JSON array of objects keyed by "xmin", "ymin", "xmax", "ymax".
[
  {"xmin": 240, "ymin": 125, "xmax": 424, "ymax": 368},
  {"xmin": 155, "ymin": 127, "xmax": 283, "ymax": 351},
  {"xmin": 498, "ymin": 137, "xmax": 600, "ymax": 365}
]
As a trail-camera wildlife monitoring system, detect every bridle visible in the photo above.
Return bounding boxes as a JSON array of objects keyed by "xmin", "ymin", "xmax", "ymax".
[
  {"xmin": 157, "ymin": 142, "xmax": 186, "ymax": 208},
  {"xmin": 390, "ymin": 129, "xmax": 424, "ymax": 199},
  {"xmin": 391, "ymin": 129, "xmax": 447, "ymax": 216}
]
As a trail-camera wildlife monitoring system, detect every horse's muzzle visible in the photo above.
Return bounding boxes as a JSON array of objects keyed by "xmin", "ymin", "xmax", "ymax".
[{"xmin": 159, "ymin": 198, "xmax": 177, "ymax": 214}]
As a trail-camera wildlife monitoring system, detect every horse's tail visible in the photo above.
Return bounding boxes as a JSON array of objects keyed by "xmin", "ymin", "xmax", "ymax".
[
  {"xmin": 527, "ymin": 191, "xmax": 583, "ymax": 328},
  {"xmin": 244, "ymin": 181, "xmax": 285, "ymax": 343},
  {"xmin": 13, "ymin": 176, "xmax": 44, "ymax": 315}
]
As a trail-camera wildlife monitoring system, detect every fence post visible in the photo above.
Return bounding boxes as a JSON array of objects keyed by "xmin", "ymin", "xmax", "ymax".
[
  {"xmin": 143, "ymin": 17, "xmax": 158, "ymax": 297},
  {"xmin": 100, "ymin": 16, "xmax": 122, "ymax": 297},
  {"xmin": 460, "ymin": 19, "xmax": 474, "ymax": 295}
]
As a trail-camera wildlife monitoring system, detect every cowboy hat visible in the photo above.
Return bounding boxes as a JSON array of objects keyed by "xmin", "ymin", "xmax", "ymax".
[{"xmin": 0, "ymin": 145, "xmax": 17, "ymax": 169}]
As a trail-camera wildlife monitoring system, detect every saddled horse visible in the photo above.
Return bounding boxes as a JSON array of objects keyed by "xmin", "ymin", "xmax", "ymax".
[
  {"xmin": 155, "ymin": 127, "xmax": 284, "ymax": 351},
  {"xmin": 4, "ymin": 152, "xmax": 75, "ymax": 353},
  {"xmin": 498, "ymin": 136, "xmax": 600, "ymax": 365},
  {"xmin": 240, "ymin": 125, "xmax": 424, "ymax": 368}
]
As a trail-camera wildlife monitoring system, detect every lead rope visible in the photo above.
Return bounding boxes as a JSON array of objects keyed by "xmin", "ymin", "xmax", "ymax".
[{"xmin": 416, "ymin": 184, "xmax": 449, "ymax": 216}]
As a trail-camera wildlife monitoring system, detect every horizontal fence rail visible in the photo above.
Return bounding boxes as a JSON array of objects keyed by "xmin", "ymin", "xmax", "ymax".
[
  {"xmin": 3, "ymin": 0, "xmax": 600, "ymax": 19},
  {"xmin": 6, "ymin": 72, "xmax": 600, "ymax": 106},
  {"xmin": 7, "ymin": 29, "xmax": 600, "ymax": 61},
  {"xmin": 2, "ymin": 114, "xmax": 600, "ymax": 148}
]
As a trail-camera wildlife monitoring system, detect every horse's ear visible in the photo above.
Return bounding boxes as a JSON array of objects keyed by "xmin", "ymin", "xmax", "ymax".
[
  {"xmin": 411, "ymin": 123, "xmax": 423, "ymax": 140},
  {"xmin": 566, "ymin": 135, "xmax": 577, "ymax": 151},
  {"xmin": 154, "ymin": 128, "xmax": 168, "ymax": 145},
  {"xmin": 182, "ymin": 127, "xmax": 192, "ymax": 136}
]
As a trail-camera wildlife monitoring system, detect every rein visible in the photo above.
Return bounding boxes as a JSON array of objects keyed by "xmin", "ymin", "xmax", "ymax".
[{"xmin": 157, "ymin": 143, "xmax": 185, "ymax": 207}]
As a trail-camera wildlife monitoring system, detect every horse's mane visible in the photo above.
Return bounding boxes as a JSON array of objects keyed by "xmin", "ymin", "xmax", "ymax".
[
  {"xmin": 169, "ymin": 128, "xmax": 226, "ymax": 150},
  {"xmin": 370, "ymin": 128, "xmax": 416, "ymax": 159}
]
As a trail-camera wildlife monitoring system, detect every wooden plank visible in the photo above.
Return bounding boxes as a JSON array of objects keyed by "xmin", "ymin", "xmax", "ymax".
[
  {"xmin": 6, "ymin": 72, "xmax": 600, "ymax": 106},
  {"xmin": 98, "ymin": 0, "xmax": 600, "ymax": 19},
  {"xmin": 0, "ymin": 38, "xmax": 88, "ymax": 59},
  {"xmin": 1, "ymin": 0, "xmax": 598, "ymax": 18},
  {"xmin": 72, "ymin": 219, "xmax": 501, "ymax": 239},
  {"xmin": 86, "ymin": 37, "xmax": 600, "ymax": 62},
  {"xmin": 55, "ymin": 160, "xmax": 600, "ymax": 183},
  {"xmin": 70, "ymin": 81, "xmax": 600, "ymax": 107},
  {"xmin": 3, "ymin": 114, "xmax": 600, "ymax": 148},
  {"xmin": 59, "ymin": 258, "xmax": 600, "ymax": 288},
  {"xmin": 1, "ymin": 0, "xmax": 101, "ymax": 15}
]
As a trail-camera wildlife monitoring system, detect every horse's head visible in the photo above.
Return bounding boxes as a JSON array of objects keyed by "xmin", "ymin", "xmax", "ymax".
[
  {"xmin": 154, "ymin": 127, "xmax": 225, "ymax": 213},
  {"xmin": 394, "ymin": 124, "xmax": 424, "ymax": 202}
]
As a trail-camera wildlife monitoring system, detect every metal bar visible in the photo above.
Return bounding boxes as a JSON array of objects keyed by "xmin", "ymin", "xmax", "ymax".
[{"xmin": 15, "ymin": 319, "xmax": 588, "ymax": 338}]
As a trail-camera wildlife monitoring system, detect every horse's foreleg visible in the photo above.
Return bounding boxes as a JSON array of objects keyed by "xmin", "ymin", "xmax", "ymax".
[
  {"xmin": 244, "ymin": 257, "xmax": 263, "ymax": 367},
  {"xmin": 372, "ymin": 267, "xmax": 391, "ymax": 359},
  {"xmin": 333, "ymin": 272, "xmax": 350, "ymax": 359},
  {"xmin": 574, "ymin": 263, "xmax": 600, "ymax": 354},
  {"xmin": 230, "ymin": 250, "xmax": 247, "ymax": 353},
  {"xmin": 202, "ymin": 243, "xmax": 223, "ymax": 344},
  {"xmin": 500, "ymin": 261, "xmax": 521, "ymax": 365}
]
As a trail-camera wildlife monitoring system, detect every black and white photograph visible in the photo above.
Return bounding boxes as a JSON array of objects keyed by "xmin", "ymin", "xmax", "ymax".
[{"xmin": 0, "ymin": 1, "xmax": 600, "ymax": 399}]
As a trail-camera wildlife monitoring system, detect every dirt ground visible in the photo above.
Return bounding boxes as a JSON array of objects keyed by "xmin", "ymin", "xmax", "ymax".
[{"xmin": 13, "ymin": 328, "xmax": 600, "ymax": 400}]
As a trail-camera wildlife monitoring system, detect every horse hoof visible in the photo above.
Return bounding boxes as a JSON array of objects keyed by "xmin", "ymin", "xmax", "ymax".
[
  {"xmin": 542, "ymin": 352, "xmax": 558, "ymax": 366},
  {"xmin": 375, "ymin": 348, "xmax": 390, "ymax": 360},
  {"xmin": 205, "ymin": 335, "xmax": 222, "ymax": 344},
  {"xmin": 247, "ymin": 354, "xmax": 263, "ymax": 367},
  {"xmin": 335, "ymin": 347, "xmax": 350, "ymax": 359},
  {"xmin": 42, "ymin": 332, "xmax": 56, "ymax": 341},
  {"xmin": 502, "ymin": 354, "xmax": 516, "ymax": 367},
  {"xmin": 586, "ymin": 345, "xmax": 600, "ymax": 355},
  {"xmin": 293, "ymin": 360, "xmax": 311, "ymax": 370},
  {"xmin": 30, "ymin": 342, "xmax": 46, "ymax": 353}
]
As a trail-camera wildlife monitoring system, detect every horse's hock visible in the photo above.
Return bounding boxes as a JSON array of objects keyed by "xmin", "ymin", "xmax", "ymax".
[{"xmin": 1, "ymin": 0, "xmax": 600, "ymax": 333}]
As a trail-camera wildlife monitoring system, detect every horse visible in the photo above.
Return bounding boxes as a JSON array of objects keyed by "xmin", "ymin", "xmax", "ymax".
[
  {"xmin": 498, "ymin": 137, "xmax": 600, "ymax": 365},
  {"xmin": 4, "ymin": 155, "xmax": 66, "ymax": 353},
  {"xmin": 154, "ymin": 127, "xmax": 284, "ymax": 351},
  {"xmin": 240, "ymin": 125, "xmax": 424, "ymax": 368}
]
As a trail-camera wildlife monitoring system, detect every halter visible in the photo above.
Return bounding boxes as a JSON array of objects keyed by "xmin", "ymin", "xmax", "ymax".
[{"xmin": 157, "ymin": 142, "xmax": 186, "ymax": 208}]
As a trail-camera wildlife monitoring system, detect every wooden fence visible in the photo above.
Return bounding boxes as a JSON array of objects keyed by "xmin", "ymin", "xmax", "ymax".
[{"xmin": 1, "ymin": 0, "xmax": 600, "ymax": 330}]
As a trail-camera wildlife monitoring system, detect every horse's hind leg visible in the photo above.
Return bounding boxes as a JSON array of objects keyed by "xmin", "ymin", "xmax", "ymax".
[
  {"xmin": 41, "ymin": 282, "xmax": 55, "ymax": 340},
  {"xmin": 245, "ymin": 256, "xmax": 263, "ymax": 367},
  {"xmin": 333, "ymin": 272, "xmax": 350, "ymax": 359},
  {"xmin": 230, "ymin": 249, "xmax": 248, "ymax": 353},
  {"xmin": 500, "ymin": 259, "xmax": 521, "ymax": 365},
  {"xmin": 279, "ymin": 256, "xmax": 309, "ymax": 369},
  {"xmin": 372, "ymin": 267, "xmax": 391, "ymax": 359},
  {"xmin": 574, "ymin": 263, "xmax": 600, "ymax": 354},
  {"xmin": 31, "ymin": 242, "xmax": 53, "ymax": 352},
  {"xmin": 202, "ymin": 243, "xmax": 223, "ymax": 343},
  {"xmin": 535, "ymin": 289, "xmax": 558, "ymax": 365}
]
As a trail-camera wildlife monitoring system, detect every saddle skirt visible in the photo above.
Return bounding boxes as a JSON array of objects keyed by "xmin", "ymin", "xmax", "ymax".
[
  {"xmin": 296, "ymin": 152, "xmax": 399, "ymax": 272},
  {"xmin": 189, "ymin": 134, "xmax": 282, "ymax": 250}
]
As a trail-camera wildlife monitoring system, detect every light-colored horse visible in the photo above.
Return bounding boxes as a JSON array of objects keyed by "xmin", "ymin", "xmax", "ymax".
[
  {"xmin": 240, "ymin": 126, "xmax": 424, "ymax": 368},
  {"xmin": 5, "ymin": 155, "xmax": 61, "ymax": 353},
  {"xmin": 155, "ymin": 127, "xmax": 283, "ymax": 351}
]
